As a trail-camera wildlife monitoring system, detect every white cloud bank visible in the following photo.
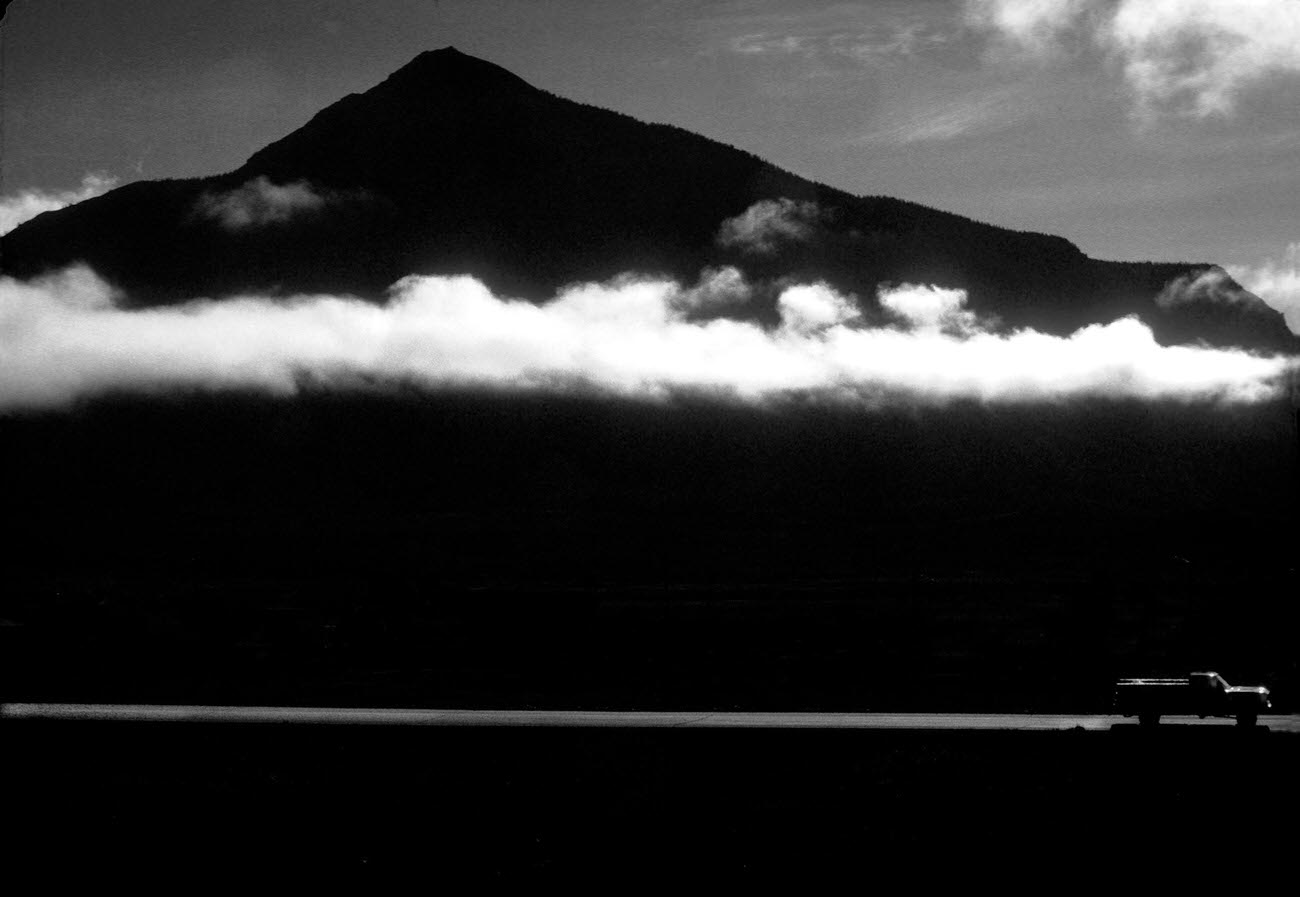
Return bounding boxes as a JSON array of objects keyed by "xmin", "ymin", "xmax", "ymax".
[
  {"xmin": 0, "ymin": 174, "xmax": 118, "ymax": 236},
  {"xmin": 193, "ymin": 176, "xmax": 335, "ymax": 230},
  {"xmin": 965, "ymin": 0, "xmax": 1300, "ymax": 118},
  {"xmin": 1, "ymin": 266, "xmax": 1292, "ymax": 412}
]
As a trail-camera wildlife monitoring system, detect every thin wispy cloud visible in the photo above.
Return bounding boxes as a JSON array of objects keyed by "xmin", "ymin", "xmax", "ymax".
[
  {"xmin": 729, "ymin": 33, "xmax": 816, "ymax": 56},
  {"xmin": 837, "ymin": 22, "xmax": 952, "ymax": 63},
  {"xmin": 724, "ymin": 18, "xmax": 952, "ymax": 66},
  {"xmin": 855, "ymin": 85, "xmax": 1032, "ymax": 145},
  {"xmin": 0, "ymin": 174, "xmax": 118, "ymax": 236},
  {"xmin": 1, "ymin": 265, "xmax": 1291, "ymax": 413}
]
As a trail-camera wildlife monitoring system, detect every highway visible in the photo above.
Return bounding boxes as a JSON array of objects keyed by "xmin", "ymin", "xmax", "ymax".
[{"xmin": 3, "ymin": 703, "xmax": 1297, "ymax": 731}]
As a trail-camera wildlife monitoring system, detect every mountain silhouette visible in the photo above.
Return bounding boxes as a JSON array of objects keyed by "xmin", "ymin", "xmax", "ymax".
[{"xmin": 3, "ymin": 47, "xmax": 1295, "ymax": 352}]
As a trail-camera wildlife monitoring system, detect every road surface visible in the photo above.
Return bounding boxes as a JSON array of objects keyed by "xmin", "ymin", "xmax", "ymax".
[{"xmin": 3, "ymin": 704, "xmax": 1297, "ymax": 730}]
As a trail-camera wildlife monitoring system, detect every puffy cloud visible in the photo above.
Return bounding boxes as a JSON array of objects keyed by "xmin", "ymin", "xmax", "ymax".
[
  {"xmin": 1156, "ymin": 265, "xmax": 1273, "ymax": 310},
  {"xmin": 716, "ymin": 199, "xmax": 825, "ymax": 254},
  {"xmin": 675, "ymin": 266, "xmax": 753, "ymax": 314},
  {"xmin": 881, "ymin": 283, "xmax": 983, "ymax": 333},
  {"xmin": 1, "ymin": 265, "xmax": 1291, "ymax": 412},
  {"xmin": 1227, "ymin": 244, "xmax": 1300, "ymax": 334},
  {"xmin": 964, "ymin": 0, "xmax": 1300, "ymax": 118},
  {"xmin": 964, "ymin": 0, "xmax": 1093, "ymax": 60},
  {"xmin": 777, "ymin": 283, "xmax": 860, "ymax": 333},
  {"xmin": 0, "ymin": 174, "xmax": 118, "ymax": 236},
  {"xmin": 1106, "ymin": 0, "xmax": 1300, "ymax": 119},
  {"xmin": 192, "ymin": 176, "xmax": 336, "ymax": 230}
]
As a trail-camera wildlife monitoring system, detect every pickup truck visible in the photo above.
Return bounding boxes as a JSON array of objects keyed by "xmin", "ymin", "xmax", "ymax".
[{"xmin": 1114, "ymin": 671, "xmax": 1271, "ymax": 726}]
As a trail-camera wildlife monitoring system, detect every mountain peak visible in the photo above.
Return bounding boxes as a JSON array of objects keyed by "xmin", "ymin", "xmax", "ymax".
[
  {"xmin": 375, "ymin": 46, "xmax": 534, "ymax": 96},
  {"xmin": 228, "ymin": 46, "xmax": 541, "ymax": 188}
]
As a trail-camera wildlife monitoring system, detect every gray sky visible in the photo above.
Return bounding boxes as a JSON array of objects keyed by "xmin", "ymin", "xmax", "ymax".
[{"xmin": 3, "ymin": 0, "xmax": 1298, "ymax": 276}]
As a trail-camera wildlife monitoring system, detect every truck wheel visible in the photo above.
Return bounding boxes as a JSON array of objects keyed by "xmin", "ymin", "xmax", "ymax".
[
  {"xmin": 1139, "ymin": 712, "xmax": 1159, "ymax": 727},
  {"xmin": 1236, "ymin": 713, "xmax": 1257, "ymax": 728}
]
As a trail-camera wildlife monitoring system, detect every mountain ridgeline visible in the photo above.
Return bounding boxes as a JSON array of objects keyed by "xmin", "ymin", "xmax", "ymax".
[{"xmin": 3, "ymin": 47, "xmax": 1295, "ymax": 352}]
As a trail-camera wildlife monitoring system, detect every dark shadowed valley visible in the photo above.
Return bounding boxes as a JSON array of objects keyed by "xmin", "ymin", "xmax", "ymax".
[{"xmin": 3, "ymin": 389, "xmax": 1296, "ymax": 711}]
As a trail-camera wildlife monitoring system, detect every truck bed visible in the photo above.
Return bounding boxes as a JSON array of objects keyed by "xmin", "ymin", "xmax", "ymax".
[
  {"xmin": 1115, "ymin": 679, "xmax": 1190, "ymax": 687},
  {"xmin": 1113, "ymin": 679, "xmax": 1203, "ymax": 715}
]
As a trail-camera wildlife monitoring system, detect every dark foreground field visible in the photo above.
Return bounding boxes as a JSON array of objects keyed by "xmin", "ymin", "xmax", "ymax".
[
  {"xmin": 4, "ymin": 392, "xmax": 1296, "ymax": 878},
  {"xmin": 4, "ymin": 578, "xmax": 1296, "ymax": 712},
  {"xmin": 3, "ymin": 391, "xmax": 1297, "ymax": 712},
  {"xmin": 6, "ymin": 719, "xmax": 1295, "ymax": 879}
]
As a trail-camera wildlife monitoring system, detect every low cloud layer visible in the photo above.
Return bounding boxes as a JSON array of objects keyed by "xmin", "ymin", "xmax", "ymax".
[
  {"xmin": 966, "ymin": 0, "xmax": 1300, "ymax": 119},
  {"xmin": 716, "ymin": 199, "xmax": 825, "ymax": 254},
  {"xmin": 0, "ymin": 174, "xmax": 118, "ymax": 236},
  {"xmin": 193, "ymin": 176, "xmax": 336, "ymax": 230},
  {"xmin": 1, "ymin": 266, "xmax": 1292, "ymax": 413},
  {"xmin": 1228, "ymin": 244, "xmax": 1300, "ymax": 335}
]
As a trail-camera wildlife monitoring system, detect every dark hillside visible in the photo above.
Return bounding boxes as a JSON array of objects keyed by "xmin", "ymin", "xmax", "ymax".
[{"xmin": 2, "ymin": 390, "xmax": 1295, "ymax": 710}]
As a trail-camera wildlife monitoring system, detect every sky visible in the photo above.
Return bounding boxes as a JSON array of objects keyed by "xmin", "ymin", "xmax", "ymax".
[
  {"xmin": 1, "ymin": 0, "xmax": 1297, "ymax": 316},
  {"xmin": 2, "ymin": 0, "xmax": 1298, "ymax": 269}
]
